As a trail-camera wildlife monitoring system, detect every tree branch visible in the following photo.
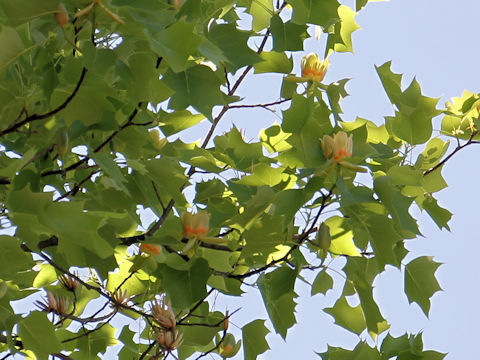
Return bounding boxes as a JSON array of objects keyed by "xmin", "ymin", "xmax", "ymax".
[
  {"xmin": 55, "ymin": 170, "xmax": 100, "ymax": 202},
  {"xmin": 424, "ymin": 132, "xmax": 479, "ymax": 176},
  {"xmin": 0, "ymin": 68, "xmax": 88, "ymax": 137},
  {"xmin": 227, "ymin": 98, "xmax": 291, "ymax": 110},
  {"xmin": 41, "ymin": 103, "xmax": 142, "ymax": 177}
]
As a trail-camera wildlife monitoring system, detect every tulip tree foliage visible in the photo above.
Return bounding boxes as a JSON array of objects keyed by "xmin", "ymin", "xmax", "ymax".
[{"xmin": 0, "ymin": 0, "xmax": 477, "ymax": 359}]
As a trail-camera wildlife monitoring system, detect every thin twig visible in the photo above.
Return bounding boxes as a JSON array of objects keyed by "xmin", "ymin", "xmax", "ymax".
[
  {"xmin": 227, "ymin": 98, "xmax": 291, "ymax": 110},
  {"xmin": 424, "ymin": 131, "xmax": 479, "ymax": 176},
  {"xmin": 139, "ymin": 341, "xmax": 156, "ymax": 360},
  {"xmin": 55, "ymin": 170, "xmax": 100, "ymax": 202},
  {"xmin": 177, "ymin": 288, "xmax": 215, "ymax": 325},
  {"xmin": 0, "ymin": 68, "xmax": 88, "ymax": 136}
]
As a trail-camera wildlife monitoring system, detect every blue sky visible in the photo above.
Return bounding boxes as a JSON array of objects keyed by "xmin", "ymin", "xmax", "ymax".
[{"xmin": 208, "ymin": 0, "xmax": 480, "ymax": 358}]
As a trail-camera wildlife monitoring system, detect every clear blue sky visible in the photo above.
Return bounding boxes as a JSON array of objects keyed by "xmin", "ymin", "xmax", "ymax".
[{"xmin": 209, "ymin": 0, "xmax": 480, "ymax": 358}]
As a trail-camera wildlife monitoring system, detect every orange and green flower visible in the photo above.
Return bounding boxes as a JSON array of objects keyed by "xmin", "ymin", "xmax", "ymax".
[{"xmin": 301, "ymin": 53, "xmax": 330, "ymax": 82}]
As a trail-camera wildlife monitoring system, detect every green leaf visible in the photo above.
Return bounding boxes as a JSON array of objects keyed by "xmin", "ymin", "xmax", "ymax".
[
  {"xmin": 146, "ymin": 21, "xmax": 203, "ymax": 73},
  {"xmin": 311, "ymin": 269, "xmax": 333, "ymax": 295},
  {"xmin": 18, "ymin": 311, "xmax": 62, "ymax": 359},
  {"xmin": 254, "ymin": 51, "xmax": 293, "ymax": 74},
  {"xmin": 270, "ymin": 15, "xmax": 308, "ymax": 52},
  {"xmin": 91, "ymin": 152, "xmax": 129, "ymax": 194},
  {"xmin": 0, "ymin": 0, "xmax": 58, "ymax": 26},
  {"xmin": 404, "ymin": 256, "xmax": 442, "ymax": 316},
  {"xmin": 77, "ymin": 323, "xmax": 117, "ymax": 357},
  {"xmin": 416, "ymin": 138, "xmax": 449, "ymax": 171},
  {"xmin": 208, "ymin": 23, "xmax": 262, "ymax": 72},
  {"xmin": 380, "ymin": 333, "xmax": 410, "ymax": 359},
  {"xmin": 33, "ymin": 264, "xmax": 57, "ymax": 288},
  {"xmin": 324, "ymin": 216, "xmax": 360, "ymax": 257},
  {"xmin": 0, "ymin": 26, "xmax": 24, "ymax": 74},
  {"xmin": 241, "ymin": 214, "xmax": 287, "ymax": 258},
  {"xmin": 421, "ymin": 194, "xmax": 451, "ymax": 230},
  {"xmin": 213, "ymin": 126, "xmax": 265, "ymax": 170},
  {"xmin": 247, "ymin": 0, "xmax": 273, "ymax": 31},
  {"xmin": 242, "ymin": 319, "xmax": 270, "ymax": 360},
  {"xmin": 257, "ymin": 267, "xmax": 297, "ymax": 338},
  {"xmin": 0, "ymin": 236, "xmax": 33, "ymax": 277},
  {"xmin": 163, "ymin": 65, "xmax": 225, "ymax": 118},
  {"xmin": 234, "ymin": 163, "xmax": 288, "ymax": 187},
  {"xmin": 118, "ymin": 326, "xmax": 141, "ymax": 359},
  {"xmin": 344, "ymin": 258, "xmax": 389, "ymax": 337},
  {"xmin": 318, "ymin": 342, "xmax": 381, "ymax": 359},
  {"xmin": 160, "ymin": 258, "xmax": 211, "ymax": 309},
  {"xmin": 374, "ymin": 176, "xmax": 420, "ymax": 238},
  {"xmin": 325, "ymin": 297, "xmax": 366, "ymax": 335},
  {"xmin": 157, "ymin": 110, "xmax": 205, "ymax": 136},
  {"xmin": 289, "ymin": 0, "xmax": 341, "ymax": 28},
  {"xmin": 376, "ymin": 62, "xmax": 441, "ymax": 144},
  {"xmin": 327, "ymin": 5, "xmax": 361, "ymax": 54}
]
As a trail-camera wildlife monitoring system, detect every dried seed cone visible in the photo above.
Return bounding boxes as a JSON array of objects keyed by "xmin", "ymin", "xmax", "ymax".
[
  {"xmin": 151, "ymin": 298, "xmax": 176, "ymax": 329},
  {"xmin": 156, "ymin": 329, "xmax": 183, "ymax": 351}
]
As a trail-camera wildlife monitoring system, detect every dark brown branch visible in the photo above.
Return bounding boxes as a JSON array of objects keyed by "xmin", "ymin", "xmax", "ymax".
[
  {"xmin": 198, "ymin": 29, "xmax": 270, "ymax": 152},
  {"xmin": 424, "ymin": 131, "xmax": 479, "ymax": 176},
  {"xmin": 177, "ymin": 288, "xmax": 215, "ymax": 325},
  {"xmin": 63, "ymin": 310, "xmax": 116, "ymax": 324},
  {"xmin": 41, "ymin": 103, "xmax": 142, "ymax": 177},
  {"xmin": 139, "ymin": 341, "xmax": 156, "ymax": 360},
  {"xmin": 223, "ymin": 64, "xmax": 231, "ymax": 94},
  {"xmin": 146, "ymin": 199, "xmax": 175, "ymax": 237},
  {"xmin": 55, "ymin": 170, "xmax": 100, "ymax": 202},
  {"xmin": 227, "ymin": 98, "xmax": 291, "ymax": 110},
  {"xmin": 195, "ymin": 330, "xmax": 226, "ymax": 360},
  {"xmin": 0, "ymin": 68, "xmax": 88, "ymax": 137},
  {"xmin": 0, "ymin": 335, "xmax": 23, "ymax": 349},
  {"xmin": 178, "ymin": 308, "xmax": 240, "ymax": 328}
]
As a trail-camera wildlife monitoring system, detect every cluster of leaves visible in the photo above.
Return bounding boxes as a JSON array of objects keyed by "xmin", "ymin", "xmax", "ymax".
[{"xmin": 0, "ymin": 0, "xmax": 478, "ymax": 359}]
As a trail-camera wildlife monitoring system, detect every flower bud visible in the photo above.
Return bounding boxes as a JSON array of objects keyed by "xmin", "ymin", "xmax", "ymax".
[
  {"xmin": 181, "ymin": 211, "xmax": 210, "ymax": 240},
  {"xmin": 140, "ymin": 243, "xmax": 161, "ymax": 256},
  {"xmin": 321, "ymin": 131, "xmax": 353, "ymax": 162},
  {"xmin": 301, "ymin": 53, "xmax": 329, "ymax": 82},
  {"xmin": 57, "ymin": 129, "xmax": 69, "ymax": 157},
  {"xmin": 149, "ymin": 129, "xmax": 167, "ymax": 150},
  {"xmin": 55, "ymin": 3, "xmax": 69, "ymax": 28},
  {"xmin": 316, "ymin": 222, "xmax": 331, "ymax": 255}
]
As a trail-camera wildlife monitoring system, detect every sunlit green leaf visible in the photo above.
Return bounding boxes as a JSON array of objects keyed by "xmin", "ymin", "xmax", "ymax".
[{"xmin": 405, "ymin": 256, "xmax": 442, "ymax": 316}]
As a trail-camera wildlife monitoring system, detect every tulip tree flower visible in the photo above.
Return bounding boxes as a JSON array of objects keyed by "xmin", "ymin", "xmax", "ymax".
[
  {"xmin": 285, "ymin": 53, "xmax": 330, "ymax": 84},
  {"xmin": 320, "ymin": 131, "xmax": 367, "ymax": 173},
  {"xmin": 301, "ymin": 53, "xmax": 330, "ymax": 82},
  {"xmin": 321, "ymin": 131, "xmax": 353, "ymax": 162},
  {"xmin": 181, "ymin": 211, "xmax": 226, "ymax": 254},
  {"xmin": 139, "ymin": 243, "xmax": 161, "ymax": 256}
]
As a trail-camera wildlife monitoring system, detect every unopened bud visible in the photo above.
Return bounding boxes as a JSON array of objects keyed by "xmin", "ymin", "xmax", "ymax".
[
  {"xmin": 57, "ymin": 129, "xmax": 69, "ymax": 157},
  {"xmin": 316, "ymin": 222, "xmax": 331, "ymax": 255},
  {"xmin": 223, "ymin": 311, "xmax": 229, "ymax": 331},
  {"xmin": 55, "ymin": 3, "xmax": 68, "ymax": 28},
  {"xmin": 149, "ymin": 129, "xmax": 167, "ymax": 150}
]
